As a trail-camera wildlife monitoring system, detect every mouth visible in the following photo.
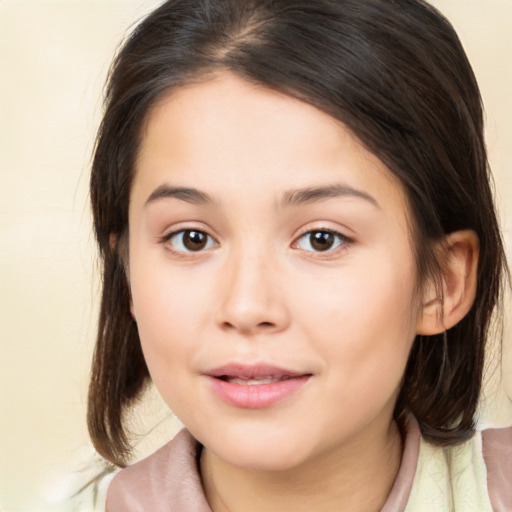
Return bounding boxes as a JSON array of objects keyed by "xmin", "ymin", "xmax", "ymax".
[
  {"xmin": 205, "ymin": 364, "xmax": 312, "ymax": 408},
  {"xmin": 217, "ymin": 375, "xmax": 298, "ymax": 385}
]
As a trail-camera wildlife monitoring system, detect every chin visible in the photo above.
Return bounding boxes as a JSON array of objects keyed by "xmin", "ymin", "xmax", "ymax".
[
  {"xmin": 217, "ymin": 442, "xmax": 307, "ymax": 472},
  {"xmin": 196, "ymin": 421, "xmax": 313, "ymax": 472}
]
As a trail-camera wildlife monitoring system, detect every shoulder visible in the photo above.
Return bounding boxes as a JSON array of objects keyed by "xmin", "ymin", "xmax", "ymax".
[
  {"xmin": 106, "ymin": 429, "xmax": 212, "ymax": 512},
  {"xmin": 482, "ymin": 425, "xmax": 512, "ymax": 511},
  {"xmin": 406, "ymin": 423, "xmax": 512, "ymax": 512}
]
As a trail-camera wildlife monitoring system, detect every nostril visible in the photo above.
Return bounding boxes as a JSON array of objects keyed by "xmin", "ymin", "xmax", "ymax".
[{"xmin": 220, "ymin": 320, "xmax": 276, "ymax": 333}]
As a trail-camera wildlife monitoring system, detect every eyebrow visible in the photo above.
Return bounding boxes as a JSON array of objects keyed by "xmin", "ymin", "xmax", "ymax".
[
  {"xmin": 280, "ymin": 184, "xmax": 380, "ymax": 209},
  {"xmin": 144, "ymin": 183, "xmax": 379, "ymax": 209},
  {"xmin": 144, "ymin": 184, "xmax": 214, "ymax": 207}
]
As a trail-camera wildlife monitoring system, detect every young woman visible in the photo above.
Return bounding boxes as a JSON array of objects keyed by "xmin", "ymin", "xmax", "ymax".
[{"xmin": 87, "ymin": 0, "xmax": 511, "ymax": 510}]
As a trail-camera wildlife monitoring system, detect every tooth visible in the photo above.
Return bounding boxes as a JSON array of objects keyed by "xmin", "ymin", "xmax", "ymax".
[{"xmin": 228, "ymin": 377, "xmax": 279, "ymax": 385}]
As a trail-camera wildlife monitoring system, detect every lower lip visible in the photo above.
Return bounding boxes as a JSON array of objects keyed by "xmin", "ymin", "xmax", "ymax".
[{"xmin": 207, "ymin": 376, "xmax": 311, "ymax": 409}]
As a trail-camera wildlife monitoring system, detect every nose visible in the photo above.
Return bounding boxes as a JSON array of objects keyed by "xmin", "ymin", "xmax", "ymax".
[{"xmin": 215, "ymin": 247, "xmax": 290, "ymax": 336}]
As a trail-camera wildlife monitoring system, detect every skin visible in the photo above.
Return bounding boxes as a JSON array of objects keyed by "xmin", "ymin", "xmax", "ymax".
[{"xmin": 127, "ymin": 73, "xmax": 476, "ymax": 511}]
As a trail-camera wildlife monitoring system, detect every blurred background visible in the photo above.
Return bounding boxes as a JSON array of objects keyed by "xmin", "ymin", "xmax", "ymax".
[{"xmin": 1, "ymin": 0, "xmax": 511, "ymax": 510}]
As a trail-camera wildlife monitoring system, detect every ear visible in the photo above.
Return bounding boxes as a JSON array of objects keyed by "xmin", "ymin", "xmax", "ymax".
[{"xmin": 416, "ymin": 230, "xmax": 479, "ymax": 335}]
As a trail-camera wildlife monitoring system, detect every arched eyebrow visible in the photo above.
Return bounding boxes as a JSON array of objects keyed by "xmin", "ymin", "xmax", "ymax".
[
  {"xmin": 144, "ymin": 184, "xmax": 214, "ymax": 207},
  {"xmin": 280, "ymin": 184, "xmax": 380, "ymax": 209}
]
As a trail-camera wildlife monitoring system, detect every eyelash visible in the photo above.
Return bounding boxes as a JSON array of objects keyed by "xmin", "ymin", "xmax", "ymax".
[
  {"xmin": 293, "ymin": 228, "xmax": 352, "ymax": 255},
  {"xmin": 159, "ymin": 227, "xmax": 352, "ymax": 256},
  {"xmin": 160, "ymin": 229, "xmax": 219, "ymax": 256}
]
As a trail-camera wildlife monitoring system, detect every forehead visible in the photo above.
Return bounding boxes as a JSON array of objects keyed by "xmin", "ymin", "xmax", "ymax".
[{"xmin": 132, "ymin": 73, "xmax": 410, "ymax": 222}]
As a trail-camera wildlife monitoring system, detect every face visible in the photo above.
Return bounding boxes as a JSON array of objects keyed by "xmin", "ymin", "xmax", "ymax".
[{"xmin": 128, "ymin": 73, "xmax": 423, "ymax": 471}]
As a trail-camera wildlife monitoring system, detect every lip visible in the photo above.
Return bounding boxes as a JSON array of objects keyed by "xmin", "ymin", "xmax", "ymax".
[{"xmin": 204, "ymin": 363, "xmax": 312, "ymax": 409}]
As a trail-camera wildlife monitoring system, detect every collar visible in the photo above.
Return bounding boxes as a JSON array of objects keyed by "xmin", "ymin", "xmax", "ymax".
[{"xmin": 106, "ymin": 417, "xmax": 421, "ymax": 512}]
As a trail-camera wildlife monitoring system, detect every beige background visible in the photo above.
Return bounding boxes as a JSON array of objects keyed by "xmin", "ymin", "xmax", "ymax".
[{"xmin": 1, "ymin": 0, "xmax": 511, "ymax": 510}]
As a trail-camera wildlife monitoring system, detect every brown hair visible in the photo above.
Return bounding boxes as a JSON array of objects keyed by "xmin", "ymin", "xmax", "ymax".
[{"xmin": 88, "ymin": 0, "xmax": 508, "ymax": 466}]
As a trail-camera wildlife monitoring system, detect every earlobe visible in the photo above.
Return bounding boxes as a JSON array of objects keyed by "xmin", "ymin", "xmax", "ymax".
[{"xmin": 416, "ymin": 230, "xmax": 479, "ymax": 335}]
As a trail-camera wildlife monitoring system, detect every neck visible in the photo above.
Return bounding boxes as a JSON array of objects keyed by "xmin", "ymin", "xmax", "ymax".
[{"xmin": 200, "ymin": 419, "xmax": 402, "ymax": 512}]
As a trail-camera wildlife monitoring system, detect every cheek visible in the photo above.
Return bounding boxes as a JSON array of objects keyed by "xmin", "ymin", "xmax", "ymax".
[
  {"xmin": 293, "ymin": 252, "xmax": 419, "ymax": 377},
  {"xmin": 131, "ymin": 273, "xmax": 205, "ymax": 419},
  {"xmin": 129, "ymin": 259, "xmax": 209, "ymax": 378},
  {"xmin": 301, "ymin": 268, "xmax": 417, "ymax": 426}
]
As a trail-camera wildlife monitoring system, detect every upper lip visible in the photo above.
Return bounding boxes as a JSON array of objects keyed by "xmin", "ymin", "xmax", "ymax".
[{"xmin": 204, "ymin": 363, "xmax": 310, "ymax": 379}]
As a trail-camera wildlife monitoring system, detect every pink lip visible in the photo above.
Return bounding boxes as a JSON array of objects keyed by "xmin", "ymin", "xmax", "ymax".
[{"xmin": 204, "ymin": 363, "xmax": 312, "ymax": 409}]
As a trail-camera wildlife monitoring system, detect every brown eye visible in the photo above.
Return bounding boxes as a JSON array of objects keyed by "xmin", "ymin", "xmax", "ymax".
[
  {"xmin": 183, "ymin": 230, "xmax": 207, "ymax": 251},
  {"xmin": 310, "ymin": 231, "xmax": 335, "ymax": 251},
  {"xmin": 167, "ymin": 229, "xmax": 216, "ymax": 253},
  {"xmin": 295, "ymin": 229, "xmax": 347, "ymax": 253}
]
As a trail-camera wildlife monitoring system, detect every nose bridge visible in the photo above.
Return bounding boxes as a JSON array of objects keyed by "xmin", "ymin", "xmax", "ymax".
[{"xmin": 216, "ymin": 238, "xmax": 288, "ymax": 334}]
